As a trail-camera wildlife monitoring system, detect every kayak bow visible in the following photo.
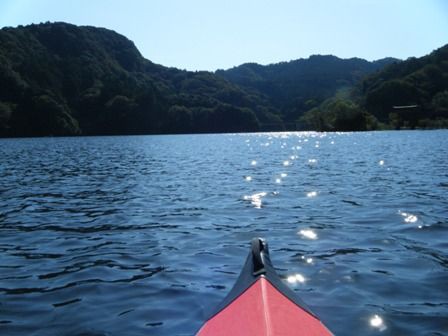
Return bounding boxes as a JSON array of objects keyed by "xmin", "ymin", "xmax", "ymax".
[{"xmin": 196, "ymin": 238, "xmax": 333, "ymax": 335}]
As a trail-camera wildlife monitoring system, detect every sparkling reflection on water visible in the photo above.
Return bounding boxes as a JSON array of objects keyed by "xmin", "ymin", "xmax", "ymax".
[{"xmin": 0, "ymin": 131, "xmax": 447, "ymax": 335}]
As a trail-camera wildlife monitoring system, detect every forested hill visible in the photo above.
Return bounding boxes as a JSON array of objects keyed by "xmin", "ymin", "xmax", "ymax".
[
  {"xmin": 1, "ymin": 22, "xmax": 442, "ymax": 137},
  {"xmin": 361, "ymin": 44, "xmax": 448, "ymax": 128},
  {"xmin": 0, "ymin": 22, "xmax": 280, "ymax": 136},
  {"xmin": 299, "ymin": 44, "xmax": 448, "ymax": 131},
  {"xmin": 216, "ymin": 56, "xmax": 396, "ymax": 122}
]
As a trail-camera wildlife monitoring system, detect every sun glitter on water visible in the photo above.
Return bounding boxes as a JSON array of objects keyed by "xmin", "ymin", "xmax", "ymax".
[
  {"xmin": 299, "ymin": 229, "xmax": 318, "ymax": 240},
  {"xmin": 399, "ymin": 210, "xmax": 418, "ymax": 223},
  {"xmin": 286, "ymin": 273, "xmax": 306, "ymax": 284},
  {"xmin": 306, "ymin": 191, "xmax": 317, "ymax": 198},
  {"xmin": 370, "ymin": 314, "xmax": 387, "ymax": 331},
  {"xmin": 243, "ymin": 192, "xmax": 267, "ymax": 209}
]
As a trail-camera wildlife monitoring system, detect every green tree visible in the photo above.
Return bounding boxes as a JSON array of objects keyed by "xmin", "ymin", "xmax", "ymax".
[
  {"xmin": 299, "ymin": 98, "xmax": 374, "ymax": 131},
  {"xmin": 431, "ymin": 91, "xmax": 448, "ymax": 117},
  {"xmin": 365, "ymin": 80, "xmax": 420, "ymax": 119},
  {"xmin": 0, "ymin": 101, "xmax": 13, "ymax": 136},
  {"xmin": 329, "ymin": 99, "xmax": 368, "ymax": 131},
  {"xmin": 103, "ymin": 95, "xmax": 137, "ymax": 134},
  {"xmin": 165, "ymin": 105, "xmax": 193, "ymax": 133},
  {"xmin": 30, "ymin": 95, "xmax": 80, "ymax": 135}
]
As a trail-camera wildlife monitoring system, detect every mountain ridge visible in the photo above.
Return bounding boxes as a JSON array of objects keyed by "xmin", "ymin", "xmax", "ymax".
[
  {"xmin": 0, "ymin": 22, "xmax": 445, "ymax": 137},
  {"xmin": 215, "ymin": 54, "xmax": 400, "ymax": 122}
]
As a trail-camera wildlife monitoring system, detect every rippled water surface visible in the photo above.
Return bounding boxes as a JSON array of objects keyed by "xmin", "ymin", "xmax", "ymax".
[{"xmin": 1, "ymin": 131, "xmax": 447, "ymax": 335}]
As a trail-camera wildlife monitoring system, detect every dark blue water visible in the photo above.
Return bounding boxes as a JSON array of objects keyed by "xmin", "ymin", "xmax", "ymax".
[{"xmin": 0, "ymin": 131, "xmax": 447, "ymax": 336}]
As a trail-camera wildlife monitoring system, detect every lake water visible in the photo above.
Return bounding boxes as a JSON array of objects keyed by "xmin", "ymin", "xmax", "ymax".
[{"xmin": 0, "ymin": 131, "xmax": 447, "ymax": 335}]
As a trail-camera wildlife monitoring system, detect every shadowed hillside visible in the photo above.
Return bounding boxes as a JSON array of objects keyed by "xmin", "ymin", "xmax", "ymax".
[
  {"xmin": 2, "ymin": 22, "xmax": 444, "ymax": 136},
  {"xmin": 298, "ymin": 44, "xmax": 448, "ymax": 131},
  {"xmin": 216, "ymin": 56, "xmax": 396, "ymax": 122},
  {"xmin": 0, "ymin": 22, "xmax": 275, "ymax": 136}
]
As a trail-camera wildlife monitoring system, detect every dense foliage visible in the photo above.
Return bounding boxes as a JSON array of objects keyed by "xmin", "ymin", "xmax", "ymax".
[
  {"xmin": 216, "ymin": 56, "xmax": 394, "ymax": 123},
  {"xmin": 0, "ymin": 22, "xmax": 446, "ymax": 136},
  {"xmin": 0, "ymin": 22, "xmax": 275, "ymax": 136},
  {"xmin": 361, "ymin": 44, "xmax": 448, "ymax": 129},
  {"xmin": 299, "ymin": 44, "xmax": 448, "ymax": 131}
]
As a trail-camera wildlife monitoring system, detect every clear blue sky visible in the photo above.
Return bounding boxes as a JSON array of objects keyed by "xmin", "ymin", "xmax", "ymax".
[{"xmin": 1, "ymin": 0, "xmax": 447, "ymax": 71}]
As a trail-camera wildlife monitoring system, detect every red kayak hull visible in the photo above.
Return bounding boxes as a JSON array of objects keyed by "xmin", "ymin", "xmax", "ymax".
[
  {"xmin": 197, "ymin": 277, "xmax": 332, "ymax": 335},
  {"xmin": 196, "ymin": 238, "xmax": 333, "ymax": 335}
]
